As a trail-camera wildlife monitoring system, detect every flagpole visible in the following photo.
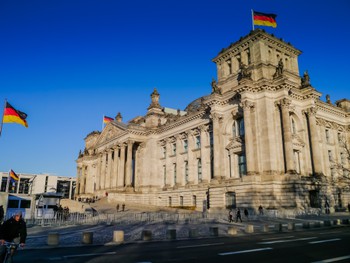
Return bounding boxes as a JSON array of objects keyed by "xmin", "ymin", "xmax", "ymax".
[
  {"xmin": 102, "ymin": 115, "xmax": 104, "ymax": 131},
  {"xmin": 251, "ymin": 9, "xmax": 255, "ymax": 30},
  {"xmin": 0, "ymin": 99, "xmax": 7, "ymax": 137},
  {"xmin": 6, "ymin": 170, "xmax": 10, "ymax": 193}
]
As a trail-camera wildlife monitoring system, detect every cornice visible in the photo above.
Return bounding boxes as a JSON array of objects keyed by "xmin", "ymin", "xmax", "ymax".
[
  {"xmin": 152, "ymin": 111, "xmax": 207, "ymax": 134},
  {"xmin": 316, "ymin": 101, "xmax": 348, "ymax": 119},
  {"xmin": 213, "ymin": 30, "xmax": 301, "ymax": 63}
]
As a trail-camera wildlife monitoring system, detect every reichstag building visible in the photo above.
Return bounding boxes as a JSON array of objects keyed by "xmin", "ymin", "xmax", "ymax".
[{"xmin": 76, "ymin": 29, "xmax": 350, "ymax": 214}]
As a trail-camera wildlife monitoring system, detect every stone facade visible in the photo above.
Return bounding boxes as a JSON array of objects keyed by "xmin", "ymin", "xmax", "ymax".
[{"xmin": 76, "ymin": 29, "xmax": 350, "ymax": 213}]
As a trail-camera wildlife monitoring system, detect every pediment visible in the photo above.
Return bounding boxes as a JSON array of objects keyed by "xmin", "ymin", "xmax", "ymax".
[
  {"xmin": 95, "ymin": 124, "xmax": 127, "ymax": 146},
  {"xmin": 226, "ymin": 136, "xmax": 244, "ymax": 154}
]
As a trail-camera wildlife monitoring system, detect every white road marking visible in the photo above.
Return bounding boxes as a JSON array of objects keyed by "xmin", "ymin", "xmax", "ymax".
[
  {"xmin": 63, "ymin": 252, "xmax": 117, "ymax": 258},
  {"xmin": 177, "ymin": 242, "xmax": 224, "ymax": 249},
  {"xmin": 308, "ymin": 238, "xmax": 341, "ymax": 244},
  {"xmin": 218, "ymin": 247, "xmax": 273, "ymax": 256},
  {"xmin": 262, "ymin": 236, "xmax": 294, "ymax": 241},
  {"xmin": 258, "ymin": 237, "xmax": 317, "ymax": 244},
  {"xmin": 318, "ymin": 231, "xmax": 341, "ymax": 235},
  {"xmin": 311, "ymin": 255, "xmax": 350, "ymax": 263}
]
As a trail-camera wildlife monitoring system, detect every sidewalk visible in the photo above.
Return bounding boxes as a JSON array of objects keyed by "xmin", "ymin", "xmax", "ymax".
[{"xmin": 25, "ymin": 211, "xmax": 350, "ymax": 249}]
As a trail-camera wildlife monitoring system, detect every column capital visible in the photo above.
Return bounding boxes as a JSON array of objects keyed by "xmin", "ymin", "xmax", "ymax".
[
  {"xmin": 280, "ymin": 98, "xmax": 291, "ymax": 108},
  {"xmin": 307, "ymin": 107, "xmax": 318, "ymax": 116},
  {"xmin": 240, "ymin": 100, "xmax": 255, "ymax": 111},
  {"xmin": 209, "ymin": 112, "xmax": 223, "ymax": 122}
]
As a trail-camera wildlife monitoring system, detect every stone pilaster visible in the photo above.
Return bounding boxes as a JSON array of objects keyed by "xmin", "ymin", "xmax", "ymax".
[
  {"xmin": 100, "ymin": 151, "xmax": 107, "ymax": 190},
  {"xmin": 112, "ymin": 146, "xmax": 119, "ymax": 188},
  {"xmin": 280, "ymin": 98, "xmax": 295, "ymax": 173},
  {"xmin": 125, "ymin": 140, "xmax": 134, "ymax": 187},
  {"xmin": 210, "ymin": 113, "xmax": 223, "ymax": 179},
  {"xmin": 105, "ymin": 149, "xmax": 113, "ymax": 189},
  {"xmin": 200, "ymin": 125, "xmax": 209, "ymax": 182},
  {"xmin": 307, "ymin": 107, "xmax": 323, "ymax": 175},
  {"xmin": 241, "ymin": 100, "xmax": 255, "ymax": 175},
  {"xmin": 117, "ymin": 144, "xmax": 126, "ymax": 187}
]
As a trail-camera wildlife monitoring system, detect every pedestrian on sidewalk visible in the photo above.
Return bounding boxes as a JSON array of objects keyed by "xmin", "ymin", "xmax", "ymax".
[
  {"xmin": 228, "ymin": 210, "xmax": 233, "ymax": 223},
  {"xmin": 258, "ymin": 205, "xmax": 264, "ymax": 215},
  {"xmin": 116, "ymin": 204, "xmax": 120, "ymax": 212},
  {"xmin": 244, "ymin": 208, "xmax": 249, "ymax": 220},
  {"xmin": 236, "ymin": 208, "xmax": 242, "ymax": 223}
]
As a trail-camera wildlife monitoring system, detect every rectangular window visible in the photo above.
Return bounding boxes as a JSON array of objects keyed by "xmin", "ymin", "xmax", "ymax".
[
  {"xmin": 183, "ymin": 140, "xmax": 188, "ymax": 153},
  {"xmin": 238, "ymin": 118, "xmax": 245, "ymax": 136},
  {"xmin": 1, "ymin": 177, "xmax": 7, "ymax": 192},
  {"xmin": 198, "ymin": 159, "xmax": 202, "ymax": 181},
  {"xmin": 192, "ymin": 195, "xmax": 197, "ymax": 207},
  {"xmin": 196, "ymin": 136, "xmax": 201, "ymax": 149},
  {"xmin": 180, "ymin": 196, "xmax": 184, "ymax": 207},
  {"xmin": 328, "ymin": 150, "xmax": 333, "ymax": 162},
  {"xmin": 163, "ymin": 165, "xmax": 166, "ymax": 185},
  {"xmin": 162, "ymin": 146, "xmax": 166, "ymax": 158},
  {"xmin": 185, "ymin": 161, "xmax": 189, "ymax": 183},
  {"xmin": 172, "ymin": 143, "xmax": 176, "ymax": 155},
  {"xmin": 325, "ymin": 129, "xmax": 330, "ymax": 143},
  {"xmin": 18, "ymin": 178, "xmax": 30, "ymax": 194},
  {"xmin": 173, "ymin": 164, "xmax": 177, "ymax": 185},
  {"xmin": 20, "ymin": 200, "xmax": 31, "ymax": 208},
  {"xmin": 238, "ymin": 154, "xmax": 247, "ymax": 177}
]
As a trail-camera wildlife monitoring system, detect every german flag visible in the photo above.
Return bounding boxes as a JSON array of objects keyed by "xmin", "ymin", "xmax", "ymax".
[
  {"xmin": 253, "ymin": 11, "xmax": 277, "ymax": 28},
  {"xmin": 3, "ymin": 102, "xmax": 28, "ymax": 128},
  {"xmin": 9, "ymin": 169, "xmax": 19, "ymax": 182},
  {"xmin": 103, "ymin": 116, "xmax": 114, "ymax": 123}
]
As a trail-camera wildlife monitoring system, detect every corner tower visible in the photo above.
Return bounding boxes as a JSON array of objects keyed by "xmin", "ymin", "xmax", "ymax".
[{"xmin": 212, "ymin": 29, "xmax": 302, "ymax": 93}]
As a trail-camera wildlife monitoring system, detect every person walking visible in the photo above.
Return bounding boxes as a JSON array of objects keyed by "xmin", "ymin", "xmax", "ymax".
[
  {"xmin": 244, "ymin": 208, "xmax": 249, "ymax": 220},
  {"xmin": 236, "ymin": 208, "xmax": 242, "ymax": 223},
  {"xmin": 0, "ymin": 210, "xmax": 27, "ymax": 262},
  {"xmin": 228, "ymin": 210, "xmax": 233, "ymax": 223},
  {"xmin": 258, "ymin": 205, "xmax": 264, "ymax": 215}
]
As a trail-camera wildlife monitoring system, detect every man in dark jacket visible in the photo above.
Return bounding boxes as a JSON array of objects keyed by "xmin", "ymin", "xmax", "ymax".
[{"xmin": 0, "ymin": 210, "xmax": 27, "ymax": 262}]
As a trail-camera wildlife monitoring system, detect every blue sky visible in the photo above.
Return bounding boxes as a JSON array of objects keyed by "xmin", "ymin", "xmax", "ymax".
[{"xmin": 0, "ymin": 0, "xmax": 349, "ymax": 176}]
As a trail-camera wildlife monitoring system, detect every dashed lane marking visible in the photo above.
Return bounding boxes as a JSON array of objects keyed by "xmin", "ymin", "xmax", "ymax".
[
  {"xmin": 262, "ymin": 236, "xmax": 294, "ymax": 241},
  {"xmin": 311, "ymin": 255, "xmax": 350, "ymax": 263},
  {"xmin": 308, "ymin": 238, "xmax": 341, "ymax": 244},
  {"xmin": 177, "ymin": 242, "xmax": 224, "ymax": 249},
  {"xmin": 257, "ymin": 237, "xmax": 317, "ymax": 245},
  {"xmin": 218, "ymin": 247, "xmax": 273, "ymax": 256}
]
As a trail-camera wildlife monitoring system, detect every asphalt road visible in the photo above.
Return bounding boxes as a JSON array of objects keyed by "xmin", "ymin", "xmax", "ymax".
[{"xmin": 14, "ymin": 226, "xmax": 350, "ymax": 263}]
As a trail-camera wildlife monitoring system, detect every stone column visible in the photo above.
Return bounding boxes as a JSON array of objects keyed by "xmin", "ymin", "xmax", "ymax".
[
  {"xmin": 307, "ymin": 107, "xmax": 323, "ymax": 175},
  {"xmin": 112, "ymin": 146, "xmax": 119, "ymax": 188},
  {"xmin": 280, "ymin": 98, "xmax": 295, "ymax": 173},
  {"xmin": 105, "ymin": 149, "xmax": 113, "ymax": 189},
  {"xmin": 210, "ymin": 113, "xmax": 223, "ymax": 179},
  {"xmin": 118, "ymin": 144, "xmax": 126, "ymax": 187},
  {"xmin": 241, "ymin": 100, "xmax": 255, "ymax": 175},
  {"xmin": 100, "ymin": 151, "xmax": 107, "ymax": 190},
  {"xmin": 95, "ymin": 154, "xmax": 101, "ymax": 190},
  {"xmin": 134, "ymin": 143, "xmax": 144, "ymax": 189},
  {"xmin": 79, "ymin": 166, "xmax": 85, "ymax": 194},
  {"xmin": 125, "ymin": 140, "xmax": 134, "ymax": 187}
]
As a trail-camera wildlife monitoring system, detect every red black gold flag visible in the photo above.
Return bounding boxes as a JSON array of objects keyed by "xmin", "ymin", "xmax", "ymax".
[
  {"xmin": 253, "ymin": 11, "xmax": 277, "ymax": 28},
  {"xmin": 103, "ymin": 116, "xmax": 114, "ymax": 123},
  {"xmin": 9, "ymin": 169, "xmax": 19, "ymax": 183},
  {"xmin": 2, "ymin": 102, "xmax": 28, "ymax": 128}
]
